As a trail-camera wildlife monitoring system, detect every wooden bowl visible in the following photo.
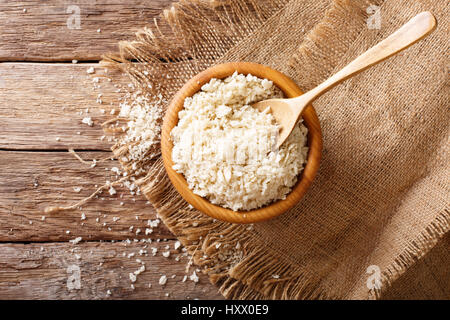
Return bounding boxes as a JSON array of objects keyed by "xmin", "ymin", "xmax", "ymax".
[{"xmin": 161, "ymin": 62, "xmax": 322, "ymax": 224}]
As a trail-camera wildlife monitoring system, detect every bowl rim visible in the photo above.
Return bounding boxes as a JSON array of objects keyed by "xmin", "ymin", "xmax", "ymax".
[{"xmin": 161, "ymin": 62, "xmax": 322, "ymax": 224}]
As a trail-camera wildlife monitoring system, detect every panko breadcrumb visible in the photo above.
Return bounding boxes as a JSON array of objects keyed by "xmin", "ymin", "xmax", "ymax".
[{"xmin": 171, "ymin": 72, "xmax": 308, "ymax": 211}]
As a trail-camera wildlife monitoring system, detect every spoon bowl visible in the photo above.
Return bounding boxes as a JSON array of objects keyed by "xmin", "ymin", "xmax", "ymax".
[
  {"xmin": 251, "ymin": 97, "xmax": 299, "ymax": 149},
  {"xmin": 161, "ymin": 62, "xmax": 322, "ymax": 224}
]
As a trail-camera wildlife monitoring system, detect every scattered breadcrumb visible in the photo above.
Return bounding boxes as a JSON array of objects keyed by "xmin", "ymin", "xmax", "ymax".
[
  {"xmin": 134, "ymin": 265, "xmax": 145, "ymax": 275},
  {"xmin": 189, "ymin": 271, "xmax": 199, "ymax": 283},
  {"xmin": 81, "ymin": 117, "xmax": 94, "ymax": 127},
  {"xmin": 159, "ymin": 275, "xmax": 167, "ymax": 286},
  {"xmin": 58, "ymin": 67, "xmax": 231, "ymax": 299},
  {"xmin": 111, "ymin": 167, "xmax": 120, "ymax": 175},
  {"xmin": 108, "ymin": 186, "xmax": 116, "ymax": 195},
  {"xmin": 70, "ymin": 237, "xmax": 82, "ymax": 245},
  {"xmin": 171, "ymin": 72, "xmax": 308, "ymax": 211}
]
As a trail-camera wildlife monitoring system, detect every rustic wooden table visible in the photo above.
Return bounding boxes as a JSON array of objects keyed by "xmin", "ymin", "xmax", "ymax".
[{"xmin": 0, "ymin": 0, "xmax": 222, "ymax": 300}]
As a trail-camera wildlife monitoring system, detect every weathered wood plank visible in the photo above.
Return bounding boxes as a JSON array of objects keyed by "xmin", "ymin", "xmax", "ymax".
[
  {"xmin": 0, "ymin": 241, "xmax": 223, "ymax": 299},
  {"xmin": 0, "ymin": 62, "xmax": 127, "ymax": 150},
  {"xmin": 0, "ymin": 150, "xmax": 176, "ymax": 242},
  {"xmin": 0, "ymin": 0, "xmax": 175, "ymax": 61}
]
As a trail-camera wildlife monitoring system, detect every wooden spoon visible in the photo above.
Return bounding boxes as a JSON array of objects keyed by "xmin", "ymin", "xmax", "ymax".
[{"xmin": 253, "ymin": 11, "xmax": 436, "ymax": 148}]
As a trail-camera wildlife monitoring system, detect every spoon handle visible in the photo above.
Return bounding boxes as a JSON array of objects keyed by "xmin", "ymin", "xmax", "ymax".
[{"xmin": 296, "ymin": 11, "xmax": 436, "ymax": 105}]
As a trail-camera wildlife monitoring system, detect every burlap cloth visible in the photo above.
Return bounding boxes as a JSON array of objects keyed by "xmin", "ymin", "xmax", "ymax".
[{"xmin": 103, "ymin": 0, "xmax": 449, "ymax": 299}]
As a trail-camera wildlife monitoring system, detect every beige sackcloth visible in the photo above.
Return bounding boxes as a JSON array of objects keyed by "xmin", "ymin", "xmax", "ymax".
[{"xmin": 103, "ymin": 0, "xmax": 449, "ymax": 299}]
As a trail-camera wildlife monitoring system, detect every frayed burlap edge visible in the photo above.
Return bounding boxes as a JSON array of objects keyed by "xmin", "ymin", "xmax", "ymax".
[{"xmin": 101, "ymin": 0, "xmax": 449, "ymax": 300}]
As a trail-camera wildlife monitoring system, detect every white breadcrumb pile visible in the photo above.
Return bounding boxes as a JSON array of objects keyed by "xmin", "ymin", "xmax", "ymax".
[
  {"xmin": 171, "ymin": 72, "xmax": 309, "ymax": 211},
  {"xmin": 118, "ymin": 91, "xmax": 164, "ymax": 161},
  {"xmin": 57, "ymin": 68, "xmax": 249, "ymax": 298}
]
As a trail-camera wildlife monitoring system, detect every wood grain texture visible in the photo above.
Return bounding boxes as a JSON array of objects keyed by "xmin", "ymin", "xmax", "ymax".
[
  {"xmin": 0, "ymin": 151, "xmax": 175, "ymax": 242},
  {"xmin": 161, "ymin": 62, "xmax": 322, "ymax": 224},
  {"xmin": 0, "ymin": 241, "xmax": 223, "ymax": 300},
  {"xmin": 0, "ymin": 62, "xmax": 124, "ymax": 150},
  {"xmin": 0, "ymin": 0, "xmax": 175, "ymax": 61}
]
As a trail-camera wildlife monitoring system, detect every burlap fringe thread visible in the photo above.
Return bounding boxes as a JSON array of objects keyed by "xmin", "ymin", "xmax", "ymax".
[{"xmin": 101, "ymin": 0, "xmax": 449, "ymax": 300}]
